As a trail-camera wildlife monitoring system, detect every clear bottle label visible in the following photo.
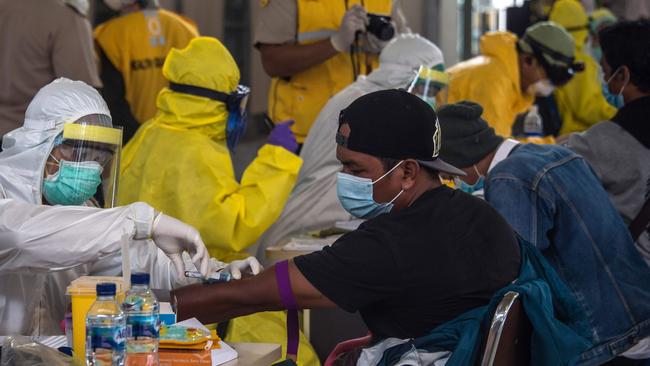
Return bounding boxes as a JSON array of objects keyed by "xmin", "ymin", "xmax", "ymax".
[
  {"xmin": 87, "ymin": 326, "xmax": 126, "ymax": 351},
  {"xmin": 127, "ymin": 314, "xmax": 160, "ymax": 338}
]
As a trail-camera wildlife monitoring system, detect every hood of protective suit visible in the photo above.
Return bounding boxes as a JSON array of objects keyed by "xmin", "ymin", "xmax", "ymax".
[
  {"xmin": 550, "ymin": 0, "xmax": 589, "ymax": 50},
  {"xmin": 154, "ymin": 37, "xmax": 240, "ymax": 140},
  {"xmin": 0, "ymin": 78, "xmax": 110, "ymax": 203},
  {"xmin": 479, "ymin": 32, "xmax": 521, "ymax": 90},
  {"xmin": 367, "ymin": 33, "xmax": 445, "ymax": 89}
]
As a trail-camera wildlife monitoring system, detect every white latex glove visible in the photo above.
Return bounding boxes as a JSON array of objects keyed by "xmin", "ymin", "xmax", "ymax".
[
  {"xmin": 223, "ymin": 257, "xmax": 263, "ymax": 280},
  {"xmin": 330, "ymin": 5, "xmax": 367, "ymax": 52},
  {"xmin": 151, "ymin": 213, "xmax": 210, "ymax": 278}
]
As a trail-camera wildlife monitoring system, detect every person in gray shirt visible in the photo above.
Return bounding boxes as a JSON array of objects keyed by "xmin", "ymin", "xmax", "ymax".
[
  {"xmin": 0, "ymin": 0, "xmax": 101, "ymax": 137},
  {"xmin": 565, "ymin": 20, "xmax": 650, "ymax": 266}
]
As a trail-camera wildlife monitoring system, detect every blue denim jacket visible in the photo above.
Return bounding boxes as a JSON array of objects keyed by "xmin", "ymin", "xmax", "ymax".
[{"xmin": 485, "ymin": 144, "xmax": 650, "ymax": 364}]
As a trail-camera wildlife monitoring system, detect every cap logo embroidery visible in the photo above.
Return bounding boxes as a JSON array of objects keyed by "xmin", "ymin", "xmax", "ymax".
[{"xmin": 432, "ymin": 118, "xmax": 441, "ymax": 158}]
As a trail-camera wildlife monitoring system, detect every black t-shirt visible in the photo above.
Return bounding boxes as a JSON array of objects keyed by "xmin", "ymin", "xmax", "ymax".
[{"xmin": 294, "ymin": 186, "xmax": 520, "ymax": 340}]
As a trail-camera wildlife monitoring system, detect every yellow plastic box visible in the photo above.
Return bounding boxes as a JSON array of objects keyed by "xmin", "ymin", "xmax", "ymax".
[{"xmin": 66, "ymin": 276, "xmax": 126, "ymax": 362}]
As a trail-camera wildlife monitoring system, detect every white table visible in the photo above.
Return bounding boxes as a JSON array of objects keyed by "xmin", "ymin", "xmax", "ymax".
[{"xmin": 224, "ymin": 342, "xmax": 282, "ymax": 365}]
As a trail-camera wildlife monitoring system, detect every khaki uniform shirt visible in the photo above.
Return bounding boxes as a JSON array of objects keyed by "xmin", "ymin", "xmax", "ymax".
[{"xmin": 0, "ymin": 0, "xmax": 100, "ymax": 137}]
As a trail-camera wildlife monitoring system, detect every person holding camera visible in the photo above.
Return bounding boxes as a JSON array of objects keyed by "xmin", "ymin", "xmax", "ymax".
[{"xmin": 255, "ymin": 0, "xmax": 408, "ymax": 146}]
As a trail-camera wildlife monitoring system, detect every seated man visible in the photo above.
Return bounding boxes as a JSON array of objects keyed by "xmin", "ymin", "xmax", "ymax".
[
  {"xmin": 171, "ymin": 90, "xmax": 522, "ymax": 363},
  {"xmin": 255, "ymin": 33, "xmax": 449, "ymax": 264},
  {"xmin": 437, "ymin": 101, "xmax": 650, "ymax": 363},
  {"xmin": 0, "ymin": 78, "xmax": 258, "ymax": 335},
  {"xmin": 564, "ymin": 20, "xmax": 650, "ymax": 266}
]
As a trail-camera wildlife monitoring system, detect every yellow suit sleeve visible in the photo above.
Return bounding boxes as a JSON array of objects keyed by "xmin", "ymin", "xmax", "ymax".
[
  {"xmin": 198, "ymin": 145, "xmax": 302, "ymax": 256},
  {"xmin": 453, "ymin": 75, "xmax": 516, "ymax": 138},
  {"xmin": 558, "ymin": 56, "xmax": 617, "ymax": 135}
]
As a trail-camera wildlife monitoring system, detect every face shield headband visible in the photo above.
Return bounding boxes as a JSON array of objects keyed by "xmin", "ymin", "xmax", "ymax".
[{"xmin": 169, "ymin": 82, "xmax": 251, "ymax": 151}]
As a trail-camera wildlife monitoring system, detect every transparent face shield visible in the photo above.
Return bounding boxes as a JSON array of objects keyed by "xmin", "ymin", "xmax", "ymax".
[
  {"xmin": 407, "ymin": 65, "xmax": 450, "ymax": 109},
  {"xmin": 44, "ymin": 115, "xmax": 123, "ymax": 208}
]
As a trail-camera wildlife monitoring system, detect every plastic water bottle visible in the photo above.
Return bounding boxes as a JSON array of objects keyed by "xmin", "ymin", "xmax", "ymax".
[
  {"xmin": 86, "ymin": 283, "xmax": 126, "ymax": 366},
  {"xmin": 523, "ymin": 105, "xmax": 544, "ymax": 137},
  {"xmin": 123, "ymin": 272, "xmax": 160, "ymax": 364}
]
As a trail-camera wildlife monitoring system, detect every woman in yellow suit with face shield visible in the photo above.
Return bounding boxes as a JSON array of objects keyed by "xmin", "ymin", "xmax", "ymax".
[{"xmin": 118, "ymin": 37, "xmax": 319, "ymax": 365}]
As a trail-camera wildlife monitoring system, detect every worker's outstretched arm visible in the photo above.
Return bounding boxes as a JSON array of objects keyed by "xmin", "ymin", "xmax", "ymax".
[
  {"xmin": 198, "ymin": 145, "xmax": 302, "ymax": 255},
  {"xmin": 0, "ymin": 199, "xmax": 154, "ymax": 272}
]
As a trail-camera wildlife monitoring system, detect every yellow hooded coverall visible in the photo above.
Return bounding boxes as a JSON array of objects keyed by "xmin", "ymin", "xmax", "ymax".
[
  {"xmin": 550, "ymin": 0, "xmax": 617, "ymax": 135},
  {"xmin": 118, "ymin": 37, "xmax": 319, "ymax": 365},
  {"xmin": 447, "ymin": 32, "xmax": 534, "ymax": 137}
]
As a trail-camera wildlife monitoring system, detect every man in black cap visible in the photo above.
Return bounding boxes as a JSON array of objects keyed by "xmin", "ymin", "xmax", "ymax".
[
  {"xmin": 437, "ymin": 101, "xmax": 650, "ymax": 363},
  {"xmin": 170, "ymin": 90, "xmax": 521, "ymax": 362}
]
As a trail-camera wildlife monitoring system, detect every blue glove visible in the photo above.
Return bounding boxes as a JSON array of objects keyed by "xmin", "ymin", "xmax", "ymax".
[{"xmin": 268, "ymin": 120, "xmax": 299, "ymax": 153}]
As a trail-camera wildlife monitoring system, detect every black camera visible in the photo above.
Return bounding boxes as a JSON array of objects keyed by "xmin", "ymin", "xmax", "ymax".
[{"xmin": 366, "ymin": 13, "xmax": 395, "ymax": 41}]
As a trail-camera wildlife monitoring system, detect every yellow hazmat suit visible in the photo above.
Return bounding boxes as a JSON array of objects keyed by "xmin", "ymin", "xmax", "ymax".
[
  {"xmin": 550, "ymin": 0, "xmax": 617, "ymax": 135},
  {"xmin": 118, "ymin": 37, "xmax": 318, "ymax": 365},
  {"xmin": 447, "ymin": 32, "xmax": 534, "ymax": 137}
]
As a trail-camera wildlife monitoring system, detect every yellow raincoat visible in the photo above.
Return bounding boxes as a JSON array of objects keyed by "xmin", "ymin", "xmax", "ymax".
[
  {"xmin": 447, "ymin": 32, "xmax": 534, "ymax": 137},
  {"xmin": 118, "ymin": 37, "xmax": 318, "ymax": 365},
  {"xmin": 118, "ymin": 37, "xmax": 302, "ymax": 261},
  {"xmin": 550, "ymin": 0, "xmax": 617, "ymax": 135}
]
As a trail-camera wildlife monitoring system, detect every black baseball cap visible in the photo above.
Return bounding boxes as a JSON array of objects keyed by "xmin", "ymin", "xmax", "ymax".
[{"xmin": 336, "ymin": 89, "xmax": 466, "ymax": 176}]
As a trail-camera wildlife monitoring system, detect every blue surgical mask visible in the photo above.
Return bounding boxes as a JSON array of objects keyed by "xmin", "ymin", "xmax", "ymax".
[
  {"xmin": 454, "ymin": 165, "xmax": 485, "ymax": 195},
  {"xmin": 602, "ymin": 82, "xmax": 624, "ymax": 109},
  {"xmin": 43, "ymin": 157, "xmax": 103, "ymax": 205},
  {"xmin": 336, "ymin": 161, "xmax": 404, "ymax": 219},
  {"xmin": 603, "ymin": 66, "xmax": 628, "ymax": 109}
]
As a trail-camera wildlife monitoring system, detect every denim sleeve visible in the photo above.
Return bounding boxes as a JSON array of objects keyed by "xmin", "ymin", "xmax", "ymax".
[{"xmin": 485, "ymin": 176, "xmax": 555, "ymax": 251}]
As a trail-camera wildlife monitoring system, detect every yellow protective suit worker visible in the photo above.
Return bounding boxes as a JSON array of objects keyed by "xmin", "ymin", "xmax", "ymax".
[
  {"xmin": 118, "ymin": 37, "xmax": 302, "ymax": 261},
  {"xmin": 550, "ymin": 0, "xmax": 617, "ymax": 135},
  {"xmin": 118, "ymin": 37, "xmax": 318, "ymax": 365},
  {"xmin": 447, "ymin": 32, "xmax": 535, "ymax": 137}
]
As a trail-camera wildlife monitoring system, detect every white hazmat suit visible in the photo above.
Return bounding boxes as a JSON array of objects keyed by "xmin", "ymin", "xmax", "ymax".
[
  {"xmin": 255, "ymin": 34, "xmax": 445, "ymax": 264},
  {"xmin": 0, "ymin": 79, "xmax": 226, "ymax": 335}
]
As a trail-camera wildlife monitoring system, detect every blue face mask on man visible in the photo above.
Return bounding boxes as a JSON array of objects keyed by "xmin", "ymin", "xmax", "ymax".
[
  {"xmin": 602, "ymin": 66, "xmax": 628, "ymax": 109},
  {"xmin": 453, "ymin": 165, "xmax": 485, "ymax": 195},
  {"xmin": 336, "ymin": 161, "xmax": 405, "ymax": 219}
]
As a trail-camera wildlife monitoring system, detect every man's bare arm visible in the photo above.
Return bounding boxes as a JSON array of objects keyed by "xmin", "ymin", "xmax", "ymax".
[
  {"xmin": 171, "ymin": 259, "xmax": 336, "ymax": 324},
  {"xmin": 259, "ymin": 41, "xmax": 339, "ymax": 78}
]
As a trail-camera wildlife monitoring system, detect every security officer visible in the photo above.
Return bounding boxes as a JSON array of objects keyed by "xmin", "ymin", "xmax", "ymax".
[
  {"xmin": 95, "ymin": 0, "xmax": 198, "ymax": 142},
  {"xmin": 255, "ymin": 0, "xmax": 408, "ymax": 144}
]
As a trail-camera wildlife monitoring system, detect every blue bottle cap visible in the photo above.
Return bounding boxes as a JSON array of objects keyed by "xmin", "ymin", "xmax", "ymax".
[
  {"xmin": 131, "ymin": 272, "xmax": 150, "ymax": 286},
  {"xmin": 96, "ymin": 282, "xmax": 116, "ymax": 296}
]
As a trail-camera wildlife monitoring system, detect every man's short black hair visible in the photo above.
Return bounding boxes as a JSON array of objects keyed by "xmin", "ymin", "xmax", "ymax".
[{"xmin": 599, "ymin": 20, "xmax": 650, "ymax": 93}]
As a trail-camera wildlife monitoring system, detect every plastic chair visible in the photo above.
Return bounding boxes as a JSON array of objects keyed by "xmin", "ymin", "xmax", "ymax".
[
  {"xmin": 323, "ymin": 334, "xmax": 372, "ymax": 366},
  {"xmin": 479, "ymin": 291, "xmax": 532, "ymax": 366}
]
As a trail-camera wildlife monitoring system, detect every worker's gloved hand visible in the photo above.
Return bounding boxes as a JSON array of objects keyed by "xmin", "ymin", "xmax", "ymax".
[
  {"xmin": 223, "ymin": 257, "xmax": 263, "ymax": 280},
  {"xmin": 363, "ymin": 32, "xmax": 389, "ymax": 54},
  {"xmin": 152, "ymin": 213, "xmax": 210, "ymax": 278},
  {"xmin": 268, "ymin": 120, "xmax": 299, "ymax": 153},
  {"xmin": 330, "ymin": 4, "xmax": 367, "ymax": 52}
]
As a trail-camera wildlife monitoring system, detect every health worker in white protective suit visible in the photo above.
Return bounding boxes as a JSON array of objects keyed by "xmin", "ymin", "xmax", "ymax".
[
  {"xmin": 0, "ymin": 78, "xmax": 260, "ymax": 335},
  {"xmin": 255, "ymin": 34, "xmax": 449, "ymax": 263}
]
